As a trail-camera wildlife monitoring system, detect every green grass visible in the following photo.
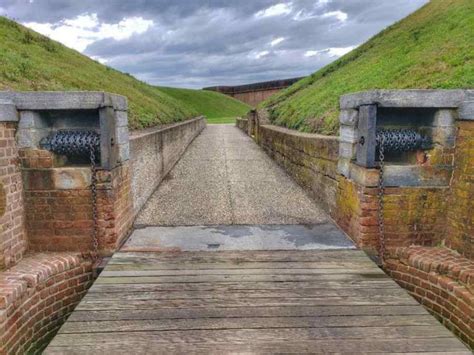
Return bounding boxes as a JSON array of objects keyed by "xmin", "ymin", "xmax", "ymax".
[
  {"xmin": 0, "ymin": 17, "xmax": 249, "ymax": 130},
  {"xmin": 261, "ymin": 0, "xmax": 474, "ymax": 135},
  {"xmin": 205, "ymin": 117, "xmax": 238, "ymax": 124},
  {"xmin": 158, "ymin": 87, "xmax": 250, "ymax": 124}
]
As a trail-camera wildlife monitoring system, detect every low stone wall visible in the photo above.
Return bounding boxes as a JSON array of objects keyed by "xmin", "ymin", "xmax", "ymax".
[
  {"xmin": 0, "ymin": 252, "xmax": 93, "ymax": 353},
  {"xmin": 129, "ymin": 117, "xmax": 206, "ymax": 215},
  {"xmin": 385, "ymin": 247, "xmax": 473, "ymax": 348},
  {"xmin": 235, "ymin": 117, "xmax": 248, "ymax": 132},
  {"xmin": 258, "ymin": 125, "xmax": 339, "ymax": 215}
]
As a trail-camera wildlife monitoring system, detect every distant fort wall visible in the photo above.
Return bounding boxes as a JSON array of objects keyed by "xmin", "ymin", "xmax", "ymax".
[{"xmin": 204, "ymin": 77, "xmax": 304, "ymax": 106}]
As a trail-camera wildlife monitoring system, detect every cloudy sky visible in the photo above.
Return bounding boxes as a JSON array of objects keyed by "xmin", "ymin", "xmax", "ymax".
[{"xmin": 1, "ymin": 0, "xmax": 428, "ymax": 88}]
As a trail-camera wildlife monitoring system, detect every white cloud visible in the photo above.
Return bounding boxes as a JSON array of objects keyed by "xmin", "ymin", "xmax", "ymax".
[
  {"xmin": 63, "ymin": 13, "xmax": 98, "ymax": 29},
  {"xmin": 304, "ymin": 50, "xmax": 323, "ymax": 57},
  {"xmin": 23, "ymin": 13, "xmax": 154, "ymax": 52},
  {"xmin": 327, "ymin": 46, "xmax": 355, "ymax": 56},
  {"xmin": 270, "ymin": 37, "xmax": 285, "ymax": 47},
  {"xmin": 305, "ymin": 46, "xmax": 355, "ymax": 58},
  {"xmin": 255, "ymin": 3, "xmax": 292, "ymax": 18},
  {"xmin": 293, "ymin": 10, "xmax": 316, "ymax": 21},
  {"xmin": 254, "ymin": 50, "xmax": 270, "ymax": 59},
  {"xmin": 322, "ymin": 11, "xmax": 348, "ymax": 22},
  {"xmin": 91, "ymin": 55, "xmax": 108, "ymax": 64}
]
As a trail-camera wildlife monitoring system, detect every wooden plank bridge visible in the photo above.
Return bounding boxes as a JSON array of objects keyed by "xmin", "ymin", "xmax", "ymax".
[
  {"xmin": 45, "ymin": 248, "xmax": 469, "ymax": 354},
  {"xmin": 45, "ymin": 126, "xmax": 469, "ymax": 354}
]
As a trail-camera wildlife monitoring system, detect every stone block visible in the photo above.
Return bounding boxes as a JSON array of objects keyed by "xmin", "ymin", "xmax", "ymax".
[
  {"xmin": 337, "ymin": 158, "xmax": 351, "ymax": 177},
  {"xmin": 340, "ymin": 90, "xmax": 472, "ymax": 110},
  {"xmin": 420, "ymin": 126, "xmax": 457, "ymax": 148},
  {"xmin": 383, "ymin": 165, "xmax": 452, "ymax": 187},
  {"xmin": 433, "ymin": 109, "xmax": 456, "ymax": 127},
  {"xmin": 0, "ymin": 91, "xmax": 128, "ymax": 111},
  {"xmin": 339, "ymin": 141, "xmax": 356, "ymax": 159},
  {"xmin": 339, "ymin": 125, "xmax": 358, "ymax": 143},
  {"xmin": 18, "ymin": 110, "xmax": 49, "ymax": 129},
  {"xmin": 0, "ymin": 101, "xmax": 18, "ymax": 122},
  {"xmin": 115, "ymin": 110, "xmax": 128, "ymax": 127},
  {"xmin": 349, "ymin": 163, "xmax": 379, "ymax": 187},
  {"xmin": 458, "ymin": 100, "xmax": 474, "ymax": 121},
  {"xmin": 116, "ymin": 126, "xmax": 129, "ymax": 145},
  {"xmin": 16, "ymin": 128, "xmax": 49, "ymax": 149},
  {"xmin": 339, "ymin": 109, "xmax": 358, "ymax": 126},
  {"xmin": 52, "ymin": 168, "xmax": 91, "ymax": 190},
  {"xmin": 118, "ymin": 143, "xmax": 130, "ymax": 162}
]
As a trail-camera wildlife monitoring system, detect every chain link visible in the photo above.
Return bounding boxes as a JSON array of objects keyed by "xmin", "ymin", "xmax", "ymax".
[
  {"xmin": 89, "ymin": 145, "xmax": 99, "ymax": 260},
  {"xmin": 377, "ymin": 134, "xmax": 386, "ymax": 263}
]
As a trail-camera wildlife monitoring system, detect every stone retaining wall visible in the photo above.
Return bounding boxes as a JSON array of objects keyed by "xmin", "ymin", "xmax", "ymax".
[
  {"xmin": 258, "ymin": 124, "xmax": 339, "ymax": 215},
  {"xmin": 129, "ymin": 117, "xmax": 206, "ymax": 215}
]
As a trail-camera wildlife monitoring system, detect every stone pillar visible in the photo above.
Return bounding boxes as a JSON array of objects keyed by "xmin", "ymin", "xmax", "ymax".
[
  {"xmin": 335, "ymin": 90, "xmax": 472, "ymax": 257},
  {"xmin": 0, "ymin": 92, "xmax": 134, "ymax": 257}
]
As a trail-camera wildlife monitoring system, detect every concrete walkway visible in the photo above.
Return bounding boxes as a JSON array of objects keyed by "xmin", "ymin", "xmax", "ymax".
[{"xmin": 135, "ymin": 125, "xmax": 328, "ymax": 226}]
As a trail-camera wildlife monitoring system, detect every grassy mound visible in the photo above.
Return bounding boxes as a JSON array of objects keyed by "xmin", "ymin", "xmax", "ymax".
[
  {"xmin": 0, "ymin": 17, "xmax": 249, "ymax": 129},
  {"xmin": 159, "ymin": 87, "xmax": 250, "ymax": 124},
  {"xmin": 261, "ymin": 0, "xmax": 474, "ymax": 135}
]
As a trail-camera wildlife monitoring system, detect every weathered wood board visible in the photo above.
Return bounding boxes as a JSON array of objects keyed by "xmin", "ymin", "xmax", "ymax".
[{"xmin": 45, "ymin": 250, "xmax": 470, "ymax": 354}]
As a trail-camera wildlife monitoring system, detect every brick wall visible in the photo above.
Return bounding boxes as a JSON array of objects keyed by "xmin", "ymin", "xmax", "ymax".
[
  {"xmin": 385, "ymin": 247, "xmax": 473, "ymax": 348},
  {"xmin": 232, "ymin": 88, "xmax": 282, "ymax": 106},
  {"xmin": 0, "ymin": 252, "xmax": 93, "ymax": 353},
  {"xmin": 21, "ymin": 151, "xmax": 134, "ymax": 255},
  {"xmin": 446, "ymin": 121, "xmax": 474, "ymax": 259},
  {"xmin": 335, "ymin": 177, "xmax": 448, "ymax": 255},
  {"xmin": 0, "ymin": 122, "xmax": 27, "ymax": 270}
]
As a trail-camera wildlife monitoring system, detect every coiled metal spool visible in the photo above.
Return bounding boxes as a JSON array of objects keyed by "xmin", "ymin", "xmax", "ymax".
[
  {"xmin": 376, "ymin": 129, "xmax": 425, "ymax": 153},
  {"xmin": 41, "ymin": 130, "xmax": 100, "ymax": 158}
]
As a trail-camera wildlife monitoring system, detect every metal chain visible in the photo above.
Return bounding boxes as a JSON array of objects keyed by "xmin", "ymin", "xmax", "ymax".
[
  {"xmin": 89, "ymin": 145, "xmax": 99, "ymax": 261},
  {"xmin": 377, "ymin": 135, "xmax": 386, "ymax": 263}
]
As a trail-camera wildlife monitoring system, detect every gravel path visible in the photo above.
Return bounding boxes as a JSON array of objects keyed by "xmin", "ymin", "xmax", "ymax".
[{"xmin": 135, "ymin": 125, "xmax": 329, "ymax": 226}]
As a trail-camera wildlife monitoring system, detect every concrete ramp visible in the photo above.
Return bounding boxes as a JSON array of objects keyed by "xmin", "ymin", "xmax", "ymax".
[{"xmin": 123, "ymin": 225, "xmax": 355, "ymax": 252}]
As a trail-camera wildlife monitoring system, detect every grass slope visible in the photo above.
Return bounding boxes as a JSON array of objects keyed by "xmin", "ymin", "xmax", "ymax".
[
  {"xmin": 262, "ymin": 0, "xmax": 474, "ymax": 135},
  {"xmin": 0, "ymin": 17, "xmax": 249, "ymax": 129},
  {"xmin": 159, "ymin": 87, "xmax": 250, "ymax": 124}
]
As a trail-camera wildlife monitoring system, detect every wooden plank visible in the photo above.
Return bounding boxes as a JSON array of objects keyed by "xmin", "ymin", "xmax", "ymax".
[
  {"xmin": 44, "ymin": 339, "xmax": 472, "ymax": 355},
  {"xmin": 84, "ymin": 287, "xmax": 409, "ymax": 301},
  {"xmin": 58, "ymin": 315, "xmax": 440, "ymax": 334},
  {"xmin": 100, "ymin": 267, "xmax": 385, "ymax": 277},
  {"xmin": 45, "ymin": 326, "xmax": 456, "ymax": 346},
  {"xmin": 87, "ymin": 280, "xmax": 399, "ymax": 293},
  {"xmin": 76, "ymin": 295, "xmax": 417, "ymax": 310},
  {"xmin": 67, "ymin": 305, "xmax": 430, "ymax": 322},
  {"xmin": 110, "ymin": 249, "xmax": 369, "ymax": 263},
  {"xmin": 94, "ymin": 273, "xmax": 389, "ymax": 284},
  {"xmin": 105, "ymin": 260, "xmax": 378, "ymax": 271},
  {"xmin": 45, "ymin": 248, "xmax": 470, "ymax": 353}
]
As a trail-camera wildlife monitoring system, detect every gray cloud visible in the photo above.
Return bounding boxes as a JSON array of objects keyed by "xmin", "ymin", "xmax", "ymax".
[{"xmin": 2, "ymin": 0, "xmax": 428, "ymax": 88}]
